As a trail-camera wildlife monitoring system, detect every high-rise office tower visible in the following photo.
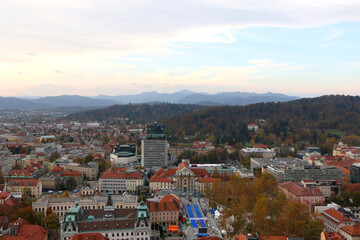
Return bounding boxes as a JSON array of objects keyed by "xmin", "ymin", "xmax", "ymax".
[{"xmin": 141, "ymin": 123, "xmax": 168, "ymax": 169}]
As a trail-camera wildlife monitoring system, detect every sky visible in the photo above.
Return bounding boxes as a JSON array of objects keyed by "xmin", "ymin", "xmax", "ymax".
[{"xmin": 1, "ymin": 0, "xmax": 360, "ymax": 97}]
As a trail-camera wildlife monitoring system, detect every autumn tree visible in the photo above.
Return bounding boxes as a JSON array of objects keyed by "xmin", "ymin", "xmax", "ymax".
[
  {"xmin": 49, "ymin": 151, "xmax": 60, "ymax": 161},
  {"xmin": 45, "ymin": 213, "xmax": 59, "ymax": 238}
]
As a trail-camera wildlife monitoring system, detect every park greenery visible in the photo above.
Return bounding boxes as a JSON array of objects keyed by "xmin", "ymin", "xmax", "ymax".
[{"xmin": 206, "ymin": 173, "xmax": 324, "ymax": 239}]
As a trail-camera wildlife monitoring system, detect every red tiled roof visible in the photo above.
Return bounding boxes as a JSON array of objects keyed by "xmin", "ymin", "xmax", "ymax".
[
  {"xmin": 279, "ymin": 181, "xmax": 323, "ymax": 197},
  {"xmin": 321, "ymin": 208, "xmax": 353, "ymax": 226},
  {"xmin": 147, "ymin": 194, "xmax": 180, "ymax": 212},
  {"xmin": 0, "ymin": 192, "xmax": 10, "ymax": 200},
  {"xmin": 62, "ymin": 170, "xmax": 82, "ymax": 178},
  {"xmin": 196, "ymin": 176, "xmax": 219, "ymax": 183},
  {"xmin": 341, "ymin": 222, "xmax": 360, "ymax": 236},
  {"xmin": 17, "ymin": 224, "xmax": 48, "ymax": 240},
  {"xmin": 191, "ymin": 168, "xmax": 211, "ymax": 178},
  {"xmin": 259, "ymin": 237, "xmax": 287, "ymax": 240},
  {"xmin": 52, "ymin": 165, "xmax": 64, "ymax": 173},
  {"xmin": 70, "ymin": 233, "xmax": 109, "ymax": 240},
  {"xmin": 7, "ymin": 179, "xmax": 40, "ymax": 187},
  {"xmin": 7, "ymin": 170, "xmax": 31, "ymax": 177},
  {"xmin": 150, "ymin": 176, "xmax": 173, "ymax": 183},
  {"xmin": 100, "ymin": 167, "xmax": 143, "ymax": 179}
]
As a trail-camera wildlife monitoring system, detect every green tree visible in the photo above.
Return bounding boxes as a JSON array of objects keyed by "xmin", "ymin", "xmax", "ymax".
[
  {"xmin": 84, "ymin": 154, "xmax": 94, "ymax": 163},
  {"xmin": 66, "ymin": 177, "xmax": 77, "ymax": 191},
  {"xmin": 45, "ymin": 213, "xmax": 59, "ymax": 238},
  {"xmin": 49, "ymin": 151, "xmax": 60, "ymax": 161},
  {"xmin": 137, "ymin": 194, "xmax": 147, "ymax": 203},
  {"xmin": 0, "ymin": 171, "xmax": 4, "ymax": 184},
  {"xmin": 23, "ymin": 188, "xmax": 34, "ymax": 206}
]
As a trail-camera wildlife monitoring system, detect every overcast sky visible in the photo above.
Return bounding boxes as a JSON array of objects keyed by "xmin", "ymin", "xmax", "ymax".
[{"xmin": 1, "ymin": 0, "xmax": 360, "ymax": 97}]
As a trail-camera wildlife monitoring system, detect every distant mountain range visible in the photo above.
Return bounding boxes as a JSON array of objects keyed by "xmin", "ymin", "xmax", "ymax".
[
  {"xmin": 0, "ymin": 90, "xmax": 300, "ymax": 110},
  {"xmin": 96, "ymin": 90, "xmax": 299, "ymax": 106}
]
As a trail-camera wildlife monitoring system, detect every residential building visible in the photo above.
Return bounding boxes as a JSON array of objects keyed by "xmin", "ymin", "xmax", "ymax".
[
  {"xmin": 60, "ymin": 194, "xmax": 151, "ymax": 240},
  {"xmin": 247, "ymin": 124, "xmax": 259, "ymax": 133},
  {"xmin": 61, "ymin": 169, "xmax": 83, "ymax": 186},
  {"xmin": 195, "ymin": 176, "xmax": 219, "ymax": 194},
  {"xmin": 278, "ymin": 181, "xmax": 323, "ymax": 208},
  {"xmin": 6, "ymin": 179, "xmax": 42, "ymax": 198},
  {"xmin": 40, "ymin": 173, "xmax": 60, "ymax": 190},
  {"xmin": 99, "ymin": 167, "xmax": 144, "ymax": 194},
  {"xmin": 3, "ymin": 217, "xmax": 48, "ymax": 240},
  {"xmin": 141, "ymin": 123, "xmax": 168, "ymax": 169},
  {"xmin": 321, "ymin": 208, "xmax": 354, "ymax": 233},
  {"xmin": 241, "ymin": 148, "xmax": 276, "ymax": 158},
  {"xmin": 339, "ymin": 222, "xmax": 360, "ymax": 240},
  {"xmin": 147, "ymin": 194, "xmax": 181, "ymax": 227},
  {"xmin": 149, "ymin": 175, "xmax": 174, "ymax": 194},
  {"xmin": 301, "ymin": 179, "xmax": 340, "ymax": 199}
]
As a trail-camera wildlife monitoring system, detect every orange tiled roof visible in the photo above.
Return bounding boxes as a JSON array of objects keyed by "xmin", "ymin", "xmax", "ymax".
[
  {"xmin": 323, "ymin": 231, "xmax": 345, "ymax": 240},
  {"xmin": 322, "ymin": 208, "xmax": 353, "ymax": 226},
  {"xmin": 341, "ymin": 223, "xmax": 360, "ymax": 236},
  {"xmin": 147, "ymin": 194, "xmax": 181, "ymax": 212},
  {"xmin": 196, "ymin": 176, "xmax": 219, "ymax": 183},
  {"xmin": 52, "ymin": 165, "xmax": 64, "ymax": 173}
]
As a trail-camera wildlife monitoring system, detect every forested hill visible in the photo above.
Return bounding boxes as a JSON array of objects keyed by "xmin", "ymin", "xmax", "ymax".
[
  {"xmin": 162, "ymin": 95, "xmax": 360, "ymax": 145},
  {"xmin": 63, "ymin": 103, "xmax": 207, "ymax": 123}
]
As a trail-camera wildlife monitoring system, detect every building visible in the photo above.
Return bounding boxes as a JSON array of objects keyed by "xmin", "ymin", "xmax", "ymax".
[
  {"xmin": 3, "ymin": 217, "xmax": 48, "ymax": 240},
  {"xmin": 141, "ymin": 124, "xmax": 168, "ymax": 169},
  {"xmin": 33, "ymin": 193, "xmax": 137, "ymax": 220},
  {"xmin": 195, "ymin": 176, "xmax": 219, "ymax": 194},
  {"xmin": 61, "ymin": 162, "xmax": 99, "ymax": 181},
  {"xmin": 40, "ymin": 173, "xmax": 60, "ymax": 190},
  {"xmin": 147, "ymin": 194, "xmax": 181, "ymax": 227},
  {"xmin": 265, "ymin": 165, "xmax": 343, "ymax": 183},
  {"xmin": 339, "ymin": 222, "xmax": 360, "ymax": 240},
  {"xmin": 70, "ymin": 233, "xmax": 109, "ymax": 240},
  {"xmin": 278, "ymin": 181, "xmax": 323, "ymax": 208},
  {"xmin": 300, "ymin": 179, "xmax": 340, "ymax": 199},
  {"xmin": 61, "ymin": 169, "xmax": 83, "ymax": 186},
  {"xmin": 247, "ymin": 124, "xmax": 259, "ymax": 133},
  {"xmin": 149, "ymin": 175, "xmax": 174, "ymax": 194},
  {"xmin": 149, "ymin": 161, "xmax": 211, "ymax": 193},
  {"xmin": 321, "ymin": 208, "xmax": 354, "ymax": 233},
  {"xmin": 99, "ymin": 167, "xmax": 144, "ymax": 194},
  {"xmin": 110, "ymin": 144, "xmax": 137, "ymax": 165},
  {"xmin": 350, "ymin": 163, "xmax": 360, "ymax": 183},
  {"xmin": 241, "ymin": 148, "xmax": 275, "ymax": 158},
  {"xmin": 60, "ymin": 194, "xmax": 151, "ymax": 240},
  {"xmin": 6, "ymin": 179, "xmax": 42, "ymax": 198}
]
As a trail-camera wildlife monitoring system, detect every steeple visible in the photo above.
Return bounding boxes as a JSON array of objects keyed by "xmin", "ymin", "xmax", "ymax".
[{"xmin": 136, "ymin": 200, "xmax": 149, "ymax": 227}]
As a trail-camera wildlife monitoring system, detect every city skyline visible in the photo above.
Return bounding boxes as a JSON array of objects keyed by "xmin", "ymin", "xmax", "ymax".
[{"xmin": 1, "ymin": 0, "xmax": 360, "ymax": 97}]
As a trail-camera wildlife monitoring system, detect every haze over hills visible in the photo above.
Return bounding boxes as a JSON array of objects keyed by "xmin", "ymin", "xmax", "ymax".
[
  {"xmin": 63, "ymin": 103, "xmax": 207, "ymax": 123},
  {"xmin": 0, "ymin": 90, "xmax": 300, "ymax": 110},
  {"xmin": 96, "ymin": 90, "xmax": 300, "ymax": 105}
]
